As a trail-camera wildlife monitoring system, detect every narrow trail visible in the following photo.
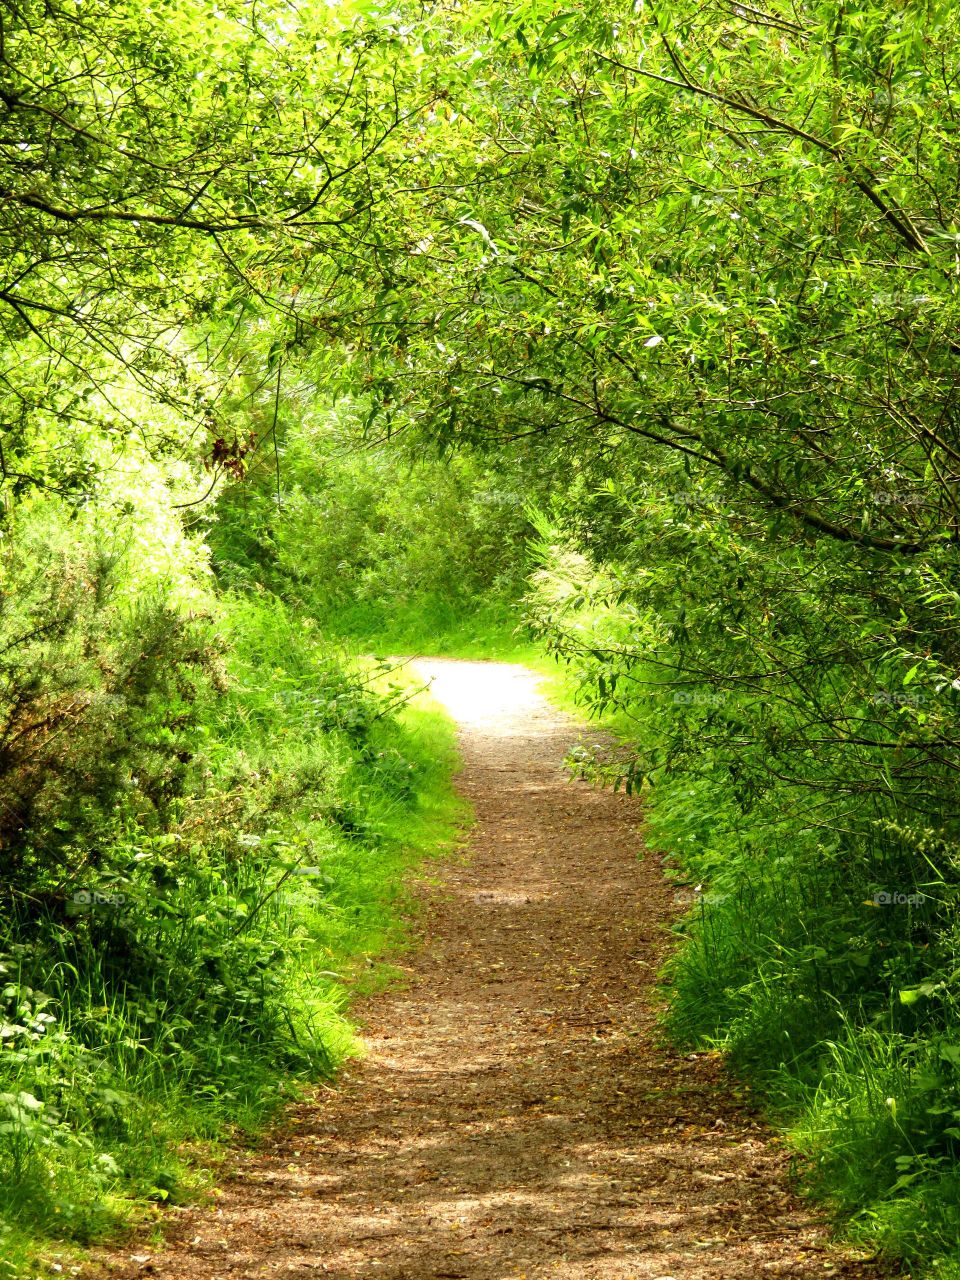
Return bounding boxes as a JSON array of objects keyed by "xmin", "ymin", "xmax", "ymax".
[{"xmin": 100, "ymin": 660, "xmax": 886, "ymax": 1280}]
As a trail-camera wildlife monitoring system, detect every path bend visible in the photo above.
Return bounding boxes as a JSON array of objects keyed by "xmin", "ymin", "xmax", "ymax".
[{"xmin": 100, "ymin": 659, "xmax": 884, "ymax": 1280}]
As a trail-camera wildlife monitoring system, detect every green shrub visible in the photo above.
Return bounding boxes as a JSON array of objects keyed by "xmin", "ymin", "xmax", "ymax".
[
  {"xmin": 0, "ymin": 498, "xmax": 464, "ymax": 1261},
  {"xmin": 525, "ymin": 508, "xmax": 960, "ymax": 1275}
]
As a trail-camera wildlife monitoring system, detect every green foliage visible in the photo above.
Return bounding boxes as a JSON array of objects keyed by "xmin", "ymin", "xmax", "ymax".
[
  {"xmin": 0, "ymin": 480, "xmax": 464, "ymax": 1269},
  {"xmin": 0, "ymin": 506, "xmax": 217, "ymax": 905},
  {"xmin": 524, "ymin": 497, "xmax": 960, "ymax": 1273},
  {"xmin": 5, "ymin": 0, "xmax": 960, "ymax": 1272},
  {"xmin": 209, "ymin": 399, "xmax": 538, "ymax": 651},
  {"xmin": 0, "ymin": 0, "xmax": 439, "ymax": 497},
  {"xmin": 0, "ymin": 573, "xmax": 462, "ymax": 1260}
]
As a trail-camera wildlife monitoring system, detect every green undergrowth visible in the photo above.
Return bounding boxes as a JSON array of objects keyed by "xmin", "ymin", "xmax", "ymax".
[
  {"xmin": 0, "ymin": 545, "xmax": 464, "ymax": 1277},
  {"xmin": 327, "ymin": 598, "xmax": 614, "ymax": 723},
  {"xmin": 323, "ymin": 597, "xmax": 529, "ymax": 662},
  {"xmin": 520, "ymin": 525, "xmax": 960, "ymax": 1279}
]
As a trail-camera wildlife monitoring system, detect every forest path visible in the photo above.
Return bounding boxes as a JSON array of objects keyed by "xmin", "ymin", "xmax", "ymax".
[{"xmin": 99, "ymin": 659, "xmax": 884, "ymax": 1280}]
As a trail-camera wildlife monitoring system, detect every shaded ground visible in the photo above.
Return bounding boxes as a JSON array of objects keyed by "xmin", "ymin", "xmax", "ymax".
[{"xmin": 95, "ymin": 659, "xmax": 888, "ymax": 1280}]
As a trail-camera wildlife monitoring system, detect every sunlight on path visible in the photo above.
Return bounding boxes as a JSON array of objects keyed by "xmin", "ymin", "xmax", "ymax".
[{"xmin": 411, "ymin": 658, "xmax": 557, "ymax": 736}]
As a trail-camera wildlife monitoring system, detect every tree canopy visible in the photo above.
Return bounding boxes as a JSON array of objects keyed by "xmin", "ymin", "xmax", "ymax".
[{"xmin": 5, "ymin": 0, "xmax": 960, "ymax": 1272}]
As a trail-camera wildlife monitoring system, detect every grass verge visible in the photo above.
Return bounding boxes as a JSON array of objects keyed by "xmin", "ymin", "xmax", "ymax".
[{"xmin": 0, "ymin": 604, "xmax": 466, "ymax": 1280}]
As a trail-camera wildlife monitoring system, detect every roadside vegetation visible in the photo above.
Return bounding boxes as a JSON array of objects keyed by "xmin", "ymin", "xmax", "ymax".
[
  {"xmin": 4, "ymin": 0, "xmax": 960, "ymax": 1274},
  {"xmin": 0, "ymin": 441, "xmax": 464, "ymax": 1277}
]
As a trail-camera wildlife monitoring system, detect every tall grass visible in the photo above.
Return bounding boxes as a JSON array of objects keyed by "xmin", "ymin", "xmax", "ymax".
[
  {"xmin": 522, "ymin": 523, "xmax": 960, "ymax": 1278},
  {"xmin": 0, "ymin": 575, "xmax": 464, "ymax": 1274}
]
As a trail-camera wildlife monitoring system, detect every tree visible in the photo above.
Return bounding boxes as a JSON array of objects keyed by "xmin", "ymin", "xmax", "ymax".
[{"xmin": 0, "ymin": 0, "xmax": 436, "ymax": 495}]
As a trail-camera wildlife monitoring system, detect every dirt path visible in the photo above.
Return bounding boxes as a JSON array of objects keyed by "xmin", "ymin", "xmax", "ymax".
[{"xmin": 98, "ymin": 660, "xmax": 886, "ymax": 1280}]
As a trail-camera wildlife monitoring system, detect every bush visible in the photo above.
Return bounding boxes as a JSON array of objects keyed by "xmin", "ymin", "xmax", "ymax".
[
  {"xmin": 0, "ymin": 497, "xmax": 462, "ymax": 1259},
  {"xmin": 209, "ymin": 402, "xmax": 537, "ymax": 647},
  {"xmin": 525, "ymin": 502, "xmax": 960, "ymax": 1274},
  {"xmin": 0, "ymin": 512, "xmax": 217, "ymax": 909}
]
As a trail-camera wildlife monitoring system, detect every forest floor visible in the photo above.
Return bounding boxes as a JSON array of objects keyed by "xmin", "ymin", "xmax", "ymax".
[{"xmin": 93, "ymin": 659, "xmax": 890, "ymax": 1280}]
